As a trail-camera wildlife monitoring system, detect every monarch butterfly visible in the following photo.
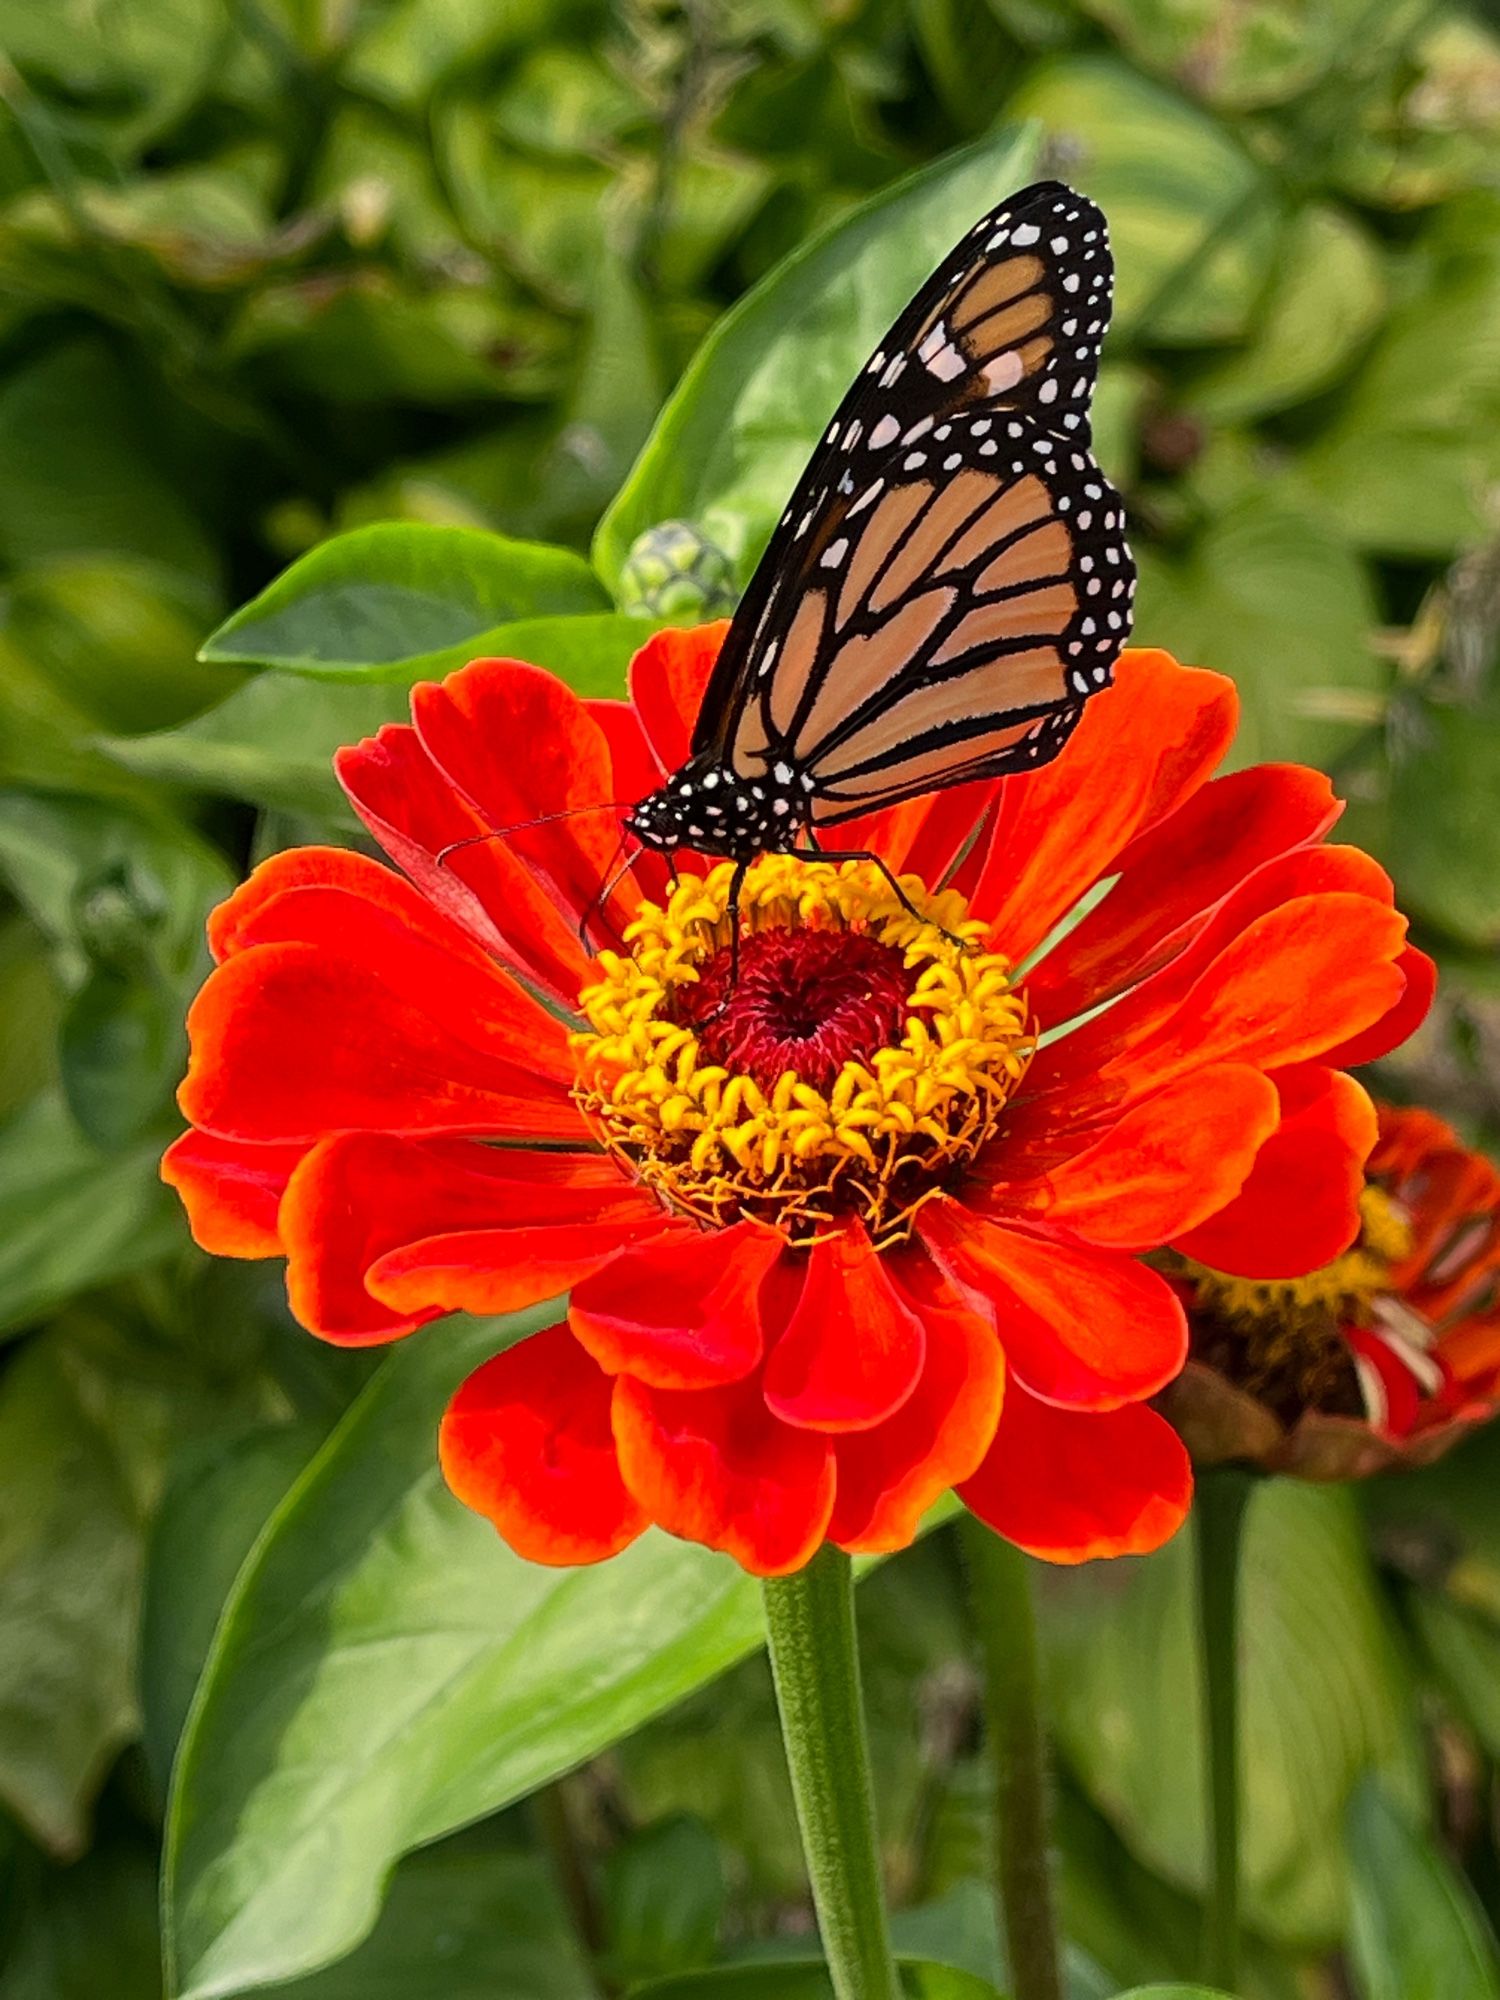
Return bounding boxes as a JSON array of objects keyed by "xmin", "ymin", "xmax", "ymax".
[{"xmin": 624, "ymin": 178, "xmax": 1135, "ymax": 906}]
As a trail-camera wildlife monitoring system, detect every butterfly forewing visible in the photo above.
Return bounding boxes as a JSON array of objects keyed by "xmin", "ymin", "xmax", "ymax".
[{"xmin": 690, "ymin": 180, "xmax": 1127, "ymax": 808}]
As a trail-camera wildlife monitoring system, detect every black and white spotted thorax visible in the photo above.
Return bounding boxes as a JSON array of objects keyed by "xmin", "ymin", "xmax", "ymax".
[{"xmin": 627, "ymin": 754, "xmax": 814, "ymax": 861}]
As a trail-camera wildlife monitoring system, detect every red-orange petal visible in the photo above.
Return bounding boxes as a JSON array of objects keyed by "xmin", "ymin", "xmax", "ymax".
[
  {"xmin": 960, "ymin": 1381, "xmax": 1192, "ymax": 1563},
  {"xmin": 569, "ymin": 1219, "xmax": 785, "ymax": 1389},
  {"xmin": 627, "ymin": 622, "xmax": 729, "ymax": 779},
  {"xmin": 612, "ymin": 1370, "xmax": 836, "ymax": 1577},
  {"xmin": 160, "ymin": 1130, "xmax": 305, "ymax": 1257},
  {"xmin": 1026, "ymin": 763, "xmax": 1340, "ymax": 1026},
  {"xmin": 180, "ymin": 942, "xmax": 585, "ymax": 1146},
  {"xmin": 1174, "ymin": 1066, "xmax": 1377, "ymax": 1279},
  {"xmin": 972, "ymin": 649, "xmax": 1237, "ymax": 962},
  {"xmin": 989, "ymin": 1064, "xmax": 1281, "ymax": 1251},
  {"xmin": 763, "ymin": 1216, "xmax": 926, "ymax": 1431},
  {"xmin": 441, "ymin": 1324, "xmax": 648, "ymax": 1565},
  {"xmin": 281, "ymin": 1131, "xmax": 655, "ymax": 1342},
  {"xmin": 203, "ymin": 849, "xmax": 574, "ymax": 1085},
  {"xmin": 1320, "ymin": 944, "xmax": 1436, "ymax": 1069},
  {"xmin": 830, "ymin": 1251, "xmax": 1005, "ymax": 1554},
  {"xmin": 919, "ymin": 1198, "xmax": 1187, "ymax": 1411},
  {"xmin": 335, "ymin": 719, "xmax": 590, "ymax": 1010},
  {"xmin": 411, "ymin": 658, "xmax": 637, "ymax": 941}
]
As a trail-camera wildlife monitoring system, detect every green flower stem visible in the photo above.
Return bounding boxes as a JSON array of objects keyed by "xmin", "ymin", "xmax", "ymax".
[
  {"xmin": 961, "ymin": 1518, "xmax": 1063, "ymax": 2000},
  {"xmin": 1196, "ymin": 1465, "xmax": 1256, "ymax": 1992},
  {"xmin": 762, "ymin": 1545, "xmax": 902, "ymax": 2000}
]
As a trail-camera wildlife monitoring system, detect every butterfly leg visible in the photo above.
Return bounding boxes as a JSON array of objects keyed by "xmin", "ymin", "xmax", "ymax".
[{"xmin": 805, "ymin": 845, "xmax": 966, "ymax": 948}]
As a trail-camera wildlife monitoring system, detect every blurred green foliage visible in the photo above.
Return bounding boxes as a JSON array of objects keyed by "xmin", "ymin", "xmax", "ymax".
[{"xmin": 5, "ymin": 0, "xmax": 1500, "ymax": 1995}]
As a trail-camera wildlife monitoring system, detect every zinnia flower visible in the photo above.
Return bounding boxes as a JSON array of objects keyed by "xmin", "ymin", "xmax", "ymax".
[
  {"xmin": 1159, "ymin": 1103, "xmax": 1498, "ymax": 1478},
  {"xmin": 162, "ymin": 628, "xmax": 1431, "ymax": 1575}
]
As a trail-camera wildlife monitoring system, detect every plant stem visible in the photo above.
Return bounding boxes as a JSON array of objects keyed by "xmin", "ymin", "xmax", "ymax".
[
  {"xmin": 1196, "ymin": 1466, "xmax": 1256, "ymax": 1992},
  {"xmin": 762, "ymin": 1545, "xmax": 902, "ymax": 2000},
  {"xmin": 961, "ymin": 1519, "xmax": 1063, "ymax": 2000}
]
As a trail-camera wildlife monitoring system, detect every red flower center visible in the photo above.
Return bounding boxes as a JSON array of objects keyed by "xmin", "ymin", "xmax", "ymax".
[{"xmin": 675, "ymin": 926, "xmax": 916, "ymax": 1091}]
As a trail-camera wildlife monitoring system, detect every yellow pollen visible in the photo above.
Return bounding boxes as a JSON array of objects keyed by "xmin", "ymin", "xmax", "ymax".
[
  {"xmin": 571, "ymin": 855, "xmax": 1034, "ymax": 1247},
  {"xmin": 1184, "ymin": 1184, "xmax": 1414, "ymax": 1330}
]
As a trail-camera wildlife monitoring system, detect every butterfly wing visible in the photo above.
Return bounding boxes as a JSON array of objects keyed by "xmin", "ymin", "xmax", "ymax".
[
  {"xmin": 692, "ymin": 178, "xmax": 1120, "ymax": 772},
  {"xmin": 726, "ymin": 407, "xmax": 1133, "ymax": 823}
]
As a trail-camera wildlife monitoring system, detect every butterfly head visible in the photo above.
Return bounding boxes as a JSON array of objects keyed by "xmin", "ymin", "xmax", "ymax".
[{"xmin": 627, "ymin": 755, "xmax": 813, "ymax": 862}]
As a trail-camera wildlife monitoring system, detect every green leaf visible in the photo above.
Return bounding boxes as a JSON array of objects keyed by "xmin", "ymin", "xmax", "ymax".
[
  {"xmin": 1183, "ymin": 205, "xmax": 1387, "ymax": 423},
  {"xmin": 165, "ymin": 1305, "xmax": 954, "ymax": 1999},
  {"xmin": 163, "ymin": 1309, "xmax": 774, "ymax": 2000},
  {"xmin": 1039, "ymin": 1481, "xmax": 1422, "ymax": 1948},
  {"xmin": 593, "ymin": 123, "xmax": 1041, "ymax": 593},
  {"xmin": 1295, "ymin": 193, "xmax": 1500, "ymax": 557},
  {"xmin": 106, "ymin": 612, "xmax": 665, "ymax": 815},
  {"xmin": 1387, "ymin": 687, "xmax": 1500, "ymax": 948},
  {"xmin": 626, "ymin": 1962, "xmax": 1003, "ymax": 1998},
  {"xmin": 1, "ymin": 1838, "xmax": 161, "ymax": 1999},
  {"xmin": 1002, "ymin": 57, "xmax": 1280, "ymax": 346},
  {"xmin": 59, "ymin": 962, "xmax": 185, "ymax": 1149},
  {"xmin": 140, "ymin": 1423, "xmax": 326, "ymax": 1798},
  {"xmin": 200, "ymin": 524, "xmax": 610, "ymax": 678},
  {"xmin": 1133, "ymin": 494, "xmax": 1384, "ymax": 769},
  {"xmin": 247, "ymin": 1845, "xmax": 597, "ymax": 2000},
  {"xmin": 1346, "ymin": 1781, "xmax": 1500, "ymax": 2000},
  {"xmin": 0, "ymin": 1092, "xmax": 182, "ymax": 1334},
  {"xmin": 603, "ymin": 1815, "xmax": 726, "ymax": 1984},
  {"xmin": 1, "ymin": 557, "xmax": 230, "ymax": 734},
  {"xmin": 1112, "ymin": 1990, "xmax": 1239, "ymax": 1999},
  {"xmin": 0, "ymin": 1327, "xmax": 145, "ymax": 1853},
  {"xmin": 1076, "ymin": 0, "xmax": 1422, "ymax": 110},
  {"xmin": 0, "ymin": 339, "xmax": 217, "ymax": 578}
]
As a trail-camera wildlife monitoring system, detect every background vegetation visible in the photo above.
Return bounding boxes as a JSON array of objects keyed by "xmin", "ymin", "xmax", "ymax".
[{"xmin": 4, "ymin": 0, "xmax": 1500, "ymax": 1993}]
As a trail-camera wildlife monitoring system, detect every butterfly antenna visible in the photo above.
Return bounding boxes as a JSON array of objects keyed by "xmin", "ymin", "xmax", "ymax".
[
  {"xmin": 435, "ymin": 800, "xmax": 633, "ymax": 870},
  {"xmin": 577, "ymin": 833, "xmax": 644, "ymax": 952}
]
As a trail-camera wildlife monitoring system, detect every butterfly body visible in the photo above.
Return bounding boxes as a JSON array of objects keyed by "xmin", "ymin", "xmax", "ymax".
[{"xmin": 625, "ymin": 179, "xmax": 1135, "ymax": 878}]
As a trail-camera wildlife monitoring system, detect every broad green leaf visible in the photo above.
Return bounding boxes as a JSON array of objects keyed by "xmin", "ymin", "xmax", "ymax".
[
  {"xmin": 627, "ymin": 1962, "xmax": 1003, "ymax": 1998},
  {"xmin": 140, "ymin": 1423, "xmax": 326, "ymax": 1797},
  {"xmin": 1133, "ymin": 494, "xmax": 1384, "ymax": 770},
  {"xmin": 0, "ymin": 1092, "xmax": 181, "ymax": 1334},
  {"xmin": 102, "ymin": 674, "xmax": 417, "ymax": 820},
  {"xmin": 1346, "ymin": 1781, "xmax": 1500, "ymax": 2000},
  {"xmin": 1053, "ymin": 1785, "xmax": 1304, "ymax": 2000},
  {"xmin": 200, "ymin": 525, "xmax": 610, "ymax": 678},
  {"xmin": 107, "ymin": 614, "xmax": 666, "ymax": 815},
  {"xmin": 1386, "ymin": 687, "xmax": 1500, "ymax": 947},
  {"xmin": 602, "ymin": 1815, "xmax": 726, "ymax": 1985},
  {"xmin": 4, "ymin": 1835, "xmax": 595, "ymax": 2000},
  {"xmin": 1039, "ymin": 1481, "xmax": 1422, "ymax": 1948},
  {"xmin": 592, "ymin": 123, "xmax": 1041, "ymax": 593},
  {"xmin": 247, "ymin": 1845, "xmax": 596, "ymax": 2000},
  {"xmin": 1296, "ymin": 193, "xmax": 1500, "ymax": 557},
  {"xmin": 163, "ymin": 1308, "xmax": 774, "ymax": 2000},
  {"xmin": 165, "ymin": 1304, "xmax": 955, "ymax": 1999},
  {"xmin": 1003, "ymin": 58, "xmax": 1281, "ymax": 346},
  {"xmin": 1183, "ymin": 206, "xmax": 1387, "ymax": 422}
]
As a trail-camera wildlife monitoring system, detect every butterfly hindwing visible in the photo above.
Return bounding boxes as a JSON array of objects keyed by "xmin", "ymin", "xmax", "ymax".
[{"xmin": 692, "ymin": 180, "xmax": 1120, "ymax": 780}]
